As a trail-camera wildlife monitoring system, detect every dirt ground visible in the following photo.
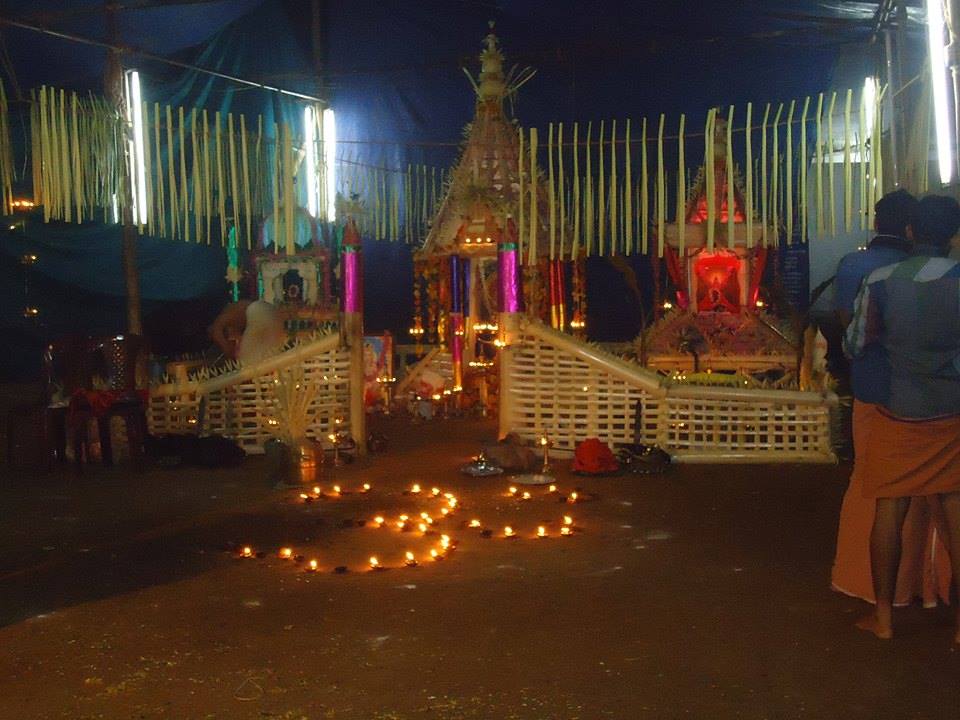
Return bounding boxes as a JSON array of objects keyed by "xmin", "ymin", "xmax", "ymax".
[{"xmin": 1, "ymin": 415, "xmax": 959, "ymax": 720}]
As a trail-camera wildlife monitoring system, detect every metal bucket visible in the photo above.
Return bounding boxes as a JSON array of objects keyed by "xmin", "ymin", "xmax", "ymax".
[{"xmin": 265, "ymin": 437, "xmax": 324, "ymax": 486}]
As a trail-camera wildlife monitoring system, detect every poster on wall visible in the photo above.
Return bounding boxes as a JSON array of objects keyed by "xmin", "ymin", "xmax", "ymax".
[{"xmin": 363, "ymin": 333, "xmax": 393, "ymax": 409}]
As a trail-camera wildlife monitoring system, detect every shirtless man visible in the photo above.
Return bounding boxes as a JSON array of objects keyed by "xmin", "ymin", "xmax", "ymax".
[{"xmin": 209, "ymin": 300, "xmax": 286, "ymax": 363}]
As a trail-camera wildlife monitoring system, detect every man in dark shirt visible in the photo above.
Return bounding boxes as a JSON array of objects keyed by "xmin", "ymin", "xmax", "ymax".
[
  {"xmin": 847, "ymin": 195, "xmax": 960, "ymax": 642},
  {"xmin": 831, "ymin": 191, "xmax": 935, "ymax": 608}
]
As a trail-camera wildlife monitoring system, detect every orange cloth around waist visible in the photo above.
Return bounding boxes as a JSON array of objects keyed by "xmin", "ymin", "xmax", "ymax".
[{"xmin": 854, "ymin": 400, "xmax": 960, "ymax": 498}]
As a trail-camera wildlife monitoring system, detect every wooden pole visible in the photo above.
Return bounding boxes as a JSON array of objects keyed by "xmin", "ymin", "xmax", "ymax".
[
  {"xmin": 341, "ymin": 217, "xmax": 367, "ymax": 455},
  {"xmin": 104, "ymin": 2, "xmax": 142, "ymax": 336}
]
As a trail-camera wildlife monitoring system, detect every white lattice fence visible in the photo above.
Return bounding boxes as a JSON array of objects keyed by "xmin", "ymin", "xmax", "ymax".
[
  {"xmin": 501, "ymin": 319, "xmax": 836, "ymax": 463},
  {"xmin": 503, "ymin": 323, "xmax": 664, "ymax": 453},
  {"xmin": 663, "ymin": 390, "xmax": 834, "ymax": 462},
  {"xmin": 148, "ymin": 335, "xmax": 351, "ymax": 453}
]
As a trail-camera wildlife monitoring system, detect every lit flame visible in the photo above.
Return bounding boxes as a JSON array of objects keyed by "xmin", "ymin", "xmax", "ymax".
[
  {"xmin": 504, "ymin": 526, "xmax": 515, "ymax": 537},
  {"xmin": 440, "ymin": 534, "xmax": 451, "ymax": 549},
  {"xmin": 469, "ymin": 519, "xmax": 481, "ymax": 527},
  {"xmin": 561, "ymin": 526, "xmax": 572, "ymax": 536},
  {"xmin": 549, "ymin": 485, "xmax": 557, "ymax": 493},
  {"xmin": 405, "ymin": 551, "xmax": 416, "ymax": 566},
  {"xmin": 569, "ymin": 492, "xmax": 578, "ymax": 503},
  {"xmin": 332, "ymin": 485, "xmax": 341, "ymax": 495},
  {"xmin": 308, "ymin": 559, "xmax": 319, "ymax": 571},
  {"xmin": 399, "ymin": 515, "xmax": 409, "ymax": 522},
  {"xmin": 440, "ymin": 508, "xmax": 449, "ymax": 516},
  {"xmin": 431, "ymin": 487, "xmax": 441, "ymax": 496},
  {"xmin": 430, "ymin": 549, "xmax": 440, "ymax": 560},
  {"xmin": 521, "ymin": 491, "xmax": 531, "ymax": 500},
  {"xmin": 508, "ymin": 486, "xmax": 518, "ymax": 495},
  {"xmin": 418, "ymin": 522, "xmax": 428, "ymax": 533},
  {"xmin": 241, "ymin": 546, "xmax": 253, "ymax": 558},
  {"xmin": 369, "ymin": 556, "xmax": 380, "ymax": 569},
  {"xmin": 362, "ymin": 483, "xmax": 371, "ymax": 492},
  {"xmin": 374, "ymin": 516, "xmax": 385, "ymax": 526},
  {"xmin": 279, "ymin": 547, "xmax": 293, "ymax": 559},
  {"xmin": 563, "ymin": 515, "xmax": 573, "ymax": 525},
  {"xmin": 537, "ymin": 526, "xmax": 546, "ymax": 537},
  {"xmin": 411, "ymin": 483, "xmax": 421, "ymax": 494}
]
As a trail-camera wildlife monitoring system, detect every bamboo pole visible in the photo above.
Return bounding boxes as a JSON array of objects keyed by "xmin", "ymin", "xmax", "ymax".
[{"xmin": 815, "ymin": 93, "xmax": 824, "ymax": 236}]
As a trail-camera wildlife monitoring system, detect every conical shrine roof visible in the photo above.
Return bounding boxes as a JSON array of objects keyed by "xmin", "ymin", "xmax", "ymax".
[{"xmin": 420, "ymin": 30, "xmax": 551, "ymax": 257}]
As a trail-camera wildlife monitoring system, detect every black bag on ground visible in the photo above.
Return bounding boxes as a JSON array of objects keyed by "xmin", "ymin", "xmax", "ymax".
[{"xmin": 145, "ymin": 434, "xmax": 246, "ymax": 468}]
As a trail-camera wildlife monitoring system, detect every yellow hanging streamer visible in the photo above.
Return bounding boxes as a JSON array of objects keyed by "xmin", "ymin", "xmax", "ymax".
[
  {"xmin": 726, "ymin": 105, "xmax": 735, "ymax": 246},
  {"xmin": 815, "ymin": 93, "xmax": 824, "ymax": 237},
  {"xmin": 598, "ymin": 120, "xmax": 605, "ymax": 256},
  {"xmin": 585, "ymin": 122, "xmax": 594, "ymax": 256},
  {"xmin": 827, "ymin": 91, "xmax": 837, "ymax": 237},
  {"xmin": 785, "ymin": 100, "xmax": 795, "ymax": 244},
  {"xmin": 624, "ymin": 119, "xmax": 633, "ymax": 255},
  {"xmin": 771, "ymin": 103, "xmax": 783, "ymax": 246},
  {"xmin": 657, "ymin": 113, "xmax": 666, "ymax": 257},
  {"xmin": 677, "ymin": 114, "xmax": 686, "ymax": 253},
  {"xmin": 528, "ymin": 127, "xmax": 538, "ymax": 264},
  {"xmin": 843, "ymin": 88, "xmax": 853, "ymax": 233},
  {"xmin": 640, "ymin": 118, "xmax": 648, "ymax": 255},
  {"xmin": 800, "ymin": 97, "xmax": 810, "ymax": 242},
  {"xmin": 760, "ymin": 103, "xmax": 770, "ymax": 247},
  {"xmin": 609, "ymin": 120, "xmax": 617, "ymax": 255},
  {"xmin": 572, "ymin": 122, "xmax": 580, "ymax": 258},
  {"xmin": 705, "ymin": 108, "xmax": 715, "ymax": 251},
  {"xmin": 548, "ymin": 122, "xmax": 556, "ymax": 260},
  {"xmin": 518, "ymin": 126, "xmax": 525, "ymax": 261},
  {"xmin": 558, "ymin": 122, "xmax": 566, "ymax": 259}
]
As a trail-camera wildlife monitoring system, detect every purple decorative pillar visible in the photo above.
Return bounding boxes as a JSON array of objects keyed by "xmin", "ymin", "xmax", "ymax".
[{"xmin": 449, "ymin": 254, "xmax": 464, "ymax": 391}]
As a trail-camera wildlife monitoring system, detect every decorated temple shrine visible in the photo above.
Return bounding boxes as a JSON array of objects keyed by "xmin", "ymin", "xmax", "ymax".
[{"xmin": 643, "ymin": 116, "xmax": 801, "ymax": 386}]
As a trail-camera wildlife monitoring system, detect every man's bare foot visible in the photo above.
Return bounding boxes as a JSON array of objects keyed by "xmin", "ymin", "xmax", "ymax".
[{"xmin": 856, "ymin": 612, "xmax": 893, "ymax": 640}]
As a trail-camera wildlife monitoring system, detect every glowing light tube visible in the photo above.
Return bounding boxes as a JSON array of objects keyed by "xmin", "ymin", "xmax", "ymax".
[
  {"xmin": 323, "ymin": 108, "xmax": 336, "ymax": 221},
  {"xmin": 927, "ymin": 0, "xmax": 954, "ymax": 185}
]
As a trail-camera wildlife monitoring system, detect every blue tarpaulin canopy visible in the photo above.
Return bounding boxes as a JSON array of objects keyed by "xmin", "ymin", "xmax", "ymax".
[{"xmin": 0, "ymin": 0, "xmax": 910, "ymax": 377}]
